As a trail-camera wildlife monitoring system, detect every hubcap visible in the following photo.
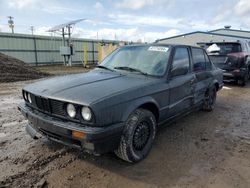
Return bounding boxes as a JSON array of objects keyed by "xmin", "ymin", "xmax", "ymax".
[{"xmin": 133, "ymin": 121, "xmax": 150, "ymax": 151}]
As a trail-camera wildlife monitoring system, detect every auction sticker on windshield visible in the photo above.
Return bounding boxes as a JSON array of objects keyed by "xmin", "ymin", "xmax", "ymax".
[{"xmin": 148, "ymin": 46, "xmax": 169, "ymax": 52}]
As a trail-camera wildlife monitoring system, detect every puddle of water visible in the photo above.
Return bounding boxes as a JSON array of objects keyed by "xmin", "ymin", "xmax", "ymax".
[
  {"xmin": 242, "ymin": 140, "xmax": 250, "ymax": 145},
  {"xmin": 2, "ymin": 122, "xmax": 18, "ymax": 128},
  {"xmin": 223, "ymin": 86, "xmax": 232, "ymax": 90},
  {"xmin": 0, "ymin": 132, "xmax": 7, "ymax": 138},
  {"xmin": 1, "ymin": 120, "xmax": 27, "ymax": 128}
]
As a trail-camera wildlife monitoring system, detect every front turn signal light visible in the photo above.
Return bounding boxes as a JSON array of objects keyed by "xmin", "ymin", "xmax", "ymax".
[{"xmin": 72, "ymin": 130, "xmax": 86, "ymax": 139}]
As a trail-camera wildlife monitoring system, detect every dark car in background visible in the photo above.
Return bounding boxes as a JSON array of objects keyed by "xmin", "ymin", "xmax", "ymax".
[
  {"xmin": 18, "ymin": 44, "xmax": 223, "ymax": 163},
  {"xmin": 199, "ymin": 41, "xmax": 250, "ymax": 86}
]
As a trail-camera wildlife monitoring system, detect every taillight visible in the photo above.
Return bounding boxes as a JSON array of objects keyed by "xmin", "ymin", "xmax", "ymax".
[
  {"xmin": 227, "ymin": 52, "xmax": 246, "ymax": 67},
  {"xmin": 227, "ymin": 52, "xmax": 246, "ymax": 58}
]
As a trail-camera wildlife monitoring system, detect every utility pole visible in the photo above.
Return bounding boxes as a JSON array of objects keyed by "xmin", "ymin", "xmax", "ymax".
[
  {"xmin": 62, "ymin": 28, "xmax": 66, "ymax": 65},
  {"xmin": 7, "ymin": 16, "xmax": 14, "ymax": 34},
  {"xmin": 67, "ymin": 26, "xmax": 72, "ymax": 66},
  {"xmin": 30, "ymin": 26, "xmax": 34, "ymax": 35}
]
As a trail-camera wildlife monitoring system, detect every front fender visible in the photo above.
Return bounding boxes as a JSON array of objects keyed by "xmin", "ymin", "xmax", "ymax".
[{"xmin": 121, "ymin": 96, "xmax": 160, "ymax": 122}]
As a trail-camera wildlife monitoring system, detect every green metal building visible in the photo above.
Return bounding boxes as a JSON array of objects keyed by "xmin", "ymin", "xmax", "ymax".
[{"xmin": 0, "ymin": 32, "xmax": 121, "ymax": 65}]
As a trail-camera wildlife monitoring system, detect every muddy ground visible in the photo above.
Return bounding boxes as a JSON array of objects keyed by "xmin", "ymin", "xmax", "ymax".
[{"xmin": 0, "ymin": 79, "xmax": 250, "ymax": 188}]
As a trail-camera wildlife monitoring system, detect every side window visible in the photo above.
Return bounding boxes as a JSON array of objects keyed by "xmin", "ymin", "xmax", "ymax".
[
  {"xmin": 192, "ymin": 48, "xmax": 206, "ymax": 72},
  {"xmin": 170, "ymin": 47, "xmax": 190, "ymax": 77},
  {"xmin": 204, "ymin": 51, "xmax": 212, "ymax": 70}
]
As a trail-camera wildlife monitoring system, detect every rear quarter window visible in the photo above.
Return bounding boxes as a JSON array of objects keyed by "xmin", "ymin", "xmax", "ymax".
[{"xmin": 192, "ymin": 48, "xmax": 206, "ymax": 72}]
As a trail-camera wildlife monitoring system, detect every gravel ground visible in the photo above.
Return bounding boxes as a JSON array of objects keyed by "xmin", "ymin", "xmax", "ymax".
[{"xmin": 0, "ymin": 79, "xmax": 250, "ymax": 188}]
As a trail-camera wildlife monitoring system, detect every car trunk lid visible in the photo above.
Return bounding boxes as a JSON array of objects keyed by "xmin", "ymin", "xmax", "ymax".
[{"xmin": 209, "ymin": 54, "xmax": 241, "ymax": 71}]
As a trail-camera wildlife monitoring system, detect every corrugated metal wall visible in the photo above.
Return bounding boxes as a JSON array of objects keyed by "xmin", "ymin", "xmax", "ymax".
[{"xmin": 0, "ymin": 32, "xmax": 119, "ymax": 65}]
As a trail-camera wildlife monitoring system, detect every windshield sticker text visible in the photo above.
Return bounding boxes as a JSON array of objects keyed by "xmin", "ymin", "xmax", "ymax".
[{"xmin": 148, "ymin": 46, "xmax": 169, "ymax": 52}]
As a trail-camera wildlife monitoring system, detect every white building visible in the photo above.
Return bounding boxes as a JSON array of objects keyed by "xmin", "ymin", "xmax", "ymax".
[{"xmin": 156, "ymin": 26, "xmax": 250, "ymax": 46}]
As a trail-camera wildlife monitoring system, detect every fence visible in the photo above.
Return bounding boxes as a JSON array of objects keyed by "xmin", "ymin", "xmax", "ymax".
[{"xmin": 0, "ymin": 32, "xmax": 122, "ymax": 65}]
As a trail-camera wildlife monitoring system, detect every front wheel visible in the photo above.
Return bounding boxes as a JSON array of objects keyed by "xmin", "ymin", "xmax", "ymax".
[
  {"xmin": 202, "ymin": 86, "xmax": 217, "ymax": 111},
  {"xmin": 115, "ymin": 108, "xmax": 157, "ymax": 163}
]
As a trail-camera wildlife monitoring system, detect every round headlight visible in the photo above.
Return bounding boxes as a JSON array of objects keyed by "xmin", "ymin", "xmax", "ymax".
[
  {"xmin": 67, "ymin": 104, "xmax": 76, "ymax": 118},
  {"xmin": 27, "ymin": 93, "xmax": 32, "ymax": 103},
  {"xmin": 81, "ymin": 107, "xmax": 92, "ymax": 121}
]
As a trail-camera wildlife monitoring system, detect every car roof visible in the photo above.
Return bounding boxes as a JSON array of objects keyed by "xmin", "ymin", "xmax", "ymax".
[{"xmin": 125, "ymin": 43, "xmax": 200, "ymax": 49}]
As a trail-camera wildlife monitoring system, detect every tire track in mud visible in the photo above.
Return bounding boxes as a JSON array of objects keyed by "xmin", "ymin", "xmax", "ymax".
[{"xmin": 1, "ymin": 148, "xmax": 76, "ymax": 187}]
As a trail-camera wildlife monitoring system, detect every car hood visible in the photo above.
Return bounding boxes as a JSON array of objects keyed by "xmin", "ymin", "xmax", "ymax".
[{"xmin": 24, "ymin": 70, "xmax": 158, "ymax": 105}]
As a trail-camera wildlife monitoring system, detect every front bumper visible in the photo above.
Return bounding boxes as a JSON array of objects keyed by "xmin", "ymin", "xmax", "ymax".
[{"xmin": 18, "ymin": 103, "xmax": 124, "ymax": 154}]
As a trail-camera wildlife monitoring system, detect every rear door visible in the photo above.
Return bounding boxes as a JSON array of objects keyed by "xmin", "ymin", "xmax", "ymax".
[
  {"xmin": 192, "ymin": 48, "xmax": 213, "ymax": 104},
  {"xmin": 168, "ymin": 47, "xmax": 196, "ymax": 117}
]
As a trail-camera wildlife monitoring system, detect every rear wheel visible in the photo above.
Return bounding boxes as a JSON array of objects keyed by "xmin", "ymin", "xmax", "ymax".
[
  {"xmin": 202, "ymin": 86, "xmax": 217, "ymax": 111},
  {"xmin": 115, "ymin": 108, "xmax": 156, "ymax": 163}
]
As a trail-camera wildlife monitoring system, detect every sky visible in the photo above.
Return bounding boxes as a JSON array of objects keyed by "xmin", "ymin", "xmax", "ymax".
[{"xmin": 0, "ymin": 0, "xmax": 250, "ymax": 42}]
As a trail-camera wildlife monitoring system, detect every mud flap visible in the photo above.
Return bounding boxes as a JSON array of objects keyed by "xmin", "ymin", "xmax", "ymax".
[{"xmin": 26, "ymin": 124, "xmax": 39, "ymax": 139}]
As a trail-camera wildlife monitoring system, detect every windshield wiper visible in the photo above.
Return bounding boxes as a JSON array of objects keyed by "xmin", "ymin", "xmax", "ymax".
[
  {"xmin": 114, "ymin": 66, "xmax": 148, "ymax": 75},
  {"xmin": 96, "ymin": 65, "xmax": 114, "ymax": 72}
]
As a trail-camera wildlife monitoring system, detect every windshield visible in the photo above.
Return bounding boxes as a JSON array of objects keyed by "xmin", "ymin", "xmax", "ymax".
[
  {"xmin": 205, "ymin": 43, "xmax": 242, "ymax": 55},
  {"xmin": 99, "ymin": 45, "xmax": 171, "ymax": 76}
]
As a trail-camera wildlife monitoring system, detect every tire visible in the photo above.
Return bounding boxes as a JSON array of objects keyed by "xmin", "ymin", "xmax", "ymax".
[
  {"xmin": 115, "ymin": 108, "xmax": 157, "ymax": 163},
  {"xmin": 202, "ymin": 86, "xmax": 217, "ymax": 112}
]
